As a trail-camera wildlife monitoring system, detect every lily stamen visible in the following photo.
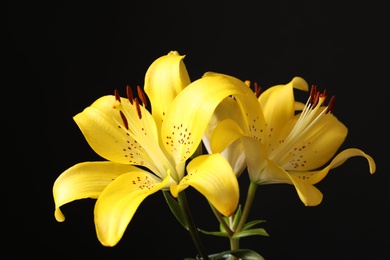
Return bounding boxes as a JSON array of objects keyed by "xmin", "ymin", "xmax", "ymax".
[
  {"xmin": 119, "ymin": 110, "xmax": 129, "ymax": 130},
  {"xmin": 113, "ymin": 89, "xmax": 129, "ymax": 129},
  {"xmin": 321, "ymin": 89, "xmax": 328, "ymax": 103},
  {"xmin": 114, "ymin": 89, "xmax": 121, "ymax": 101},
  {"xmin": 254, "ymin": 82, "xmax": 262, "ymax": 98},
  {"xmin": 113, "ymin": 87, "xmax": 144, "ymax": 127},
  {"xmin": 311, "ymin": 89, "xmax": 321, "ymax": 109},
  {"xmin": 115, "ymin": 86, "xmax": 144, "ymax": 120},
  {"xmin": 270, "ymin": 87, "xmax": 332, "ymax": 163},
  {"xmin": 309, "ymin": 84, "xmax": 318, "ymax": 103},
  {"xmin": 126, "ymin": 85, "xmax": 134, "ymax": 105},
  {"xmin": 137, "ymin": 85, "xmax": 148, "ymax": 107},
  {"xmin": 134, "ymin": 97, "xmax": 142, "ymax": 119},
  {"xmin": 245, "ymin": 80, "xmax": 262, "ymax": 98},
  {"xmin": 113, "ymin": 89, "xmax": 122, "ymax": 110},
  {"xmin": 325, "ymin": 95, "xmax": 336, "ymax": 114}
]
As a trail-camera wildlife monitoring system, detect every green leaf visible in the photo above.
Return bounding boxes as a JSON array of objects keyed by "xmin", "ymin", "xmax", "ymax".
[
  {"xmin": 232, "ymin": 228, "xmax": 269, "ymax": 238},
  {"xmin": 219, "ymin": 205, "xmax": 242, "ymax": 232},
  {"xmin": 219, "ymin": 216, "xmax": 229, "ymax": 233},
  {"xmin": 232, "ymin": 204, "xmax": 242, "ymax": 230},
  {"xmin": 163, "ymin": 190, "xmax": 187, "ymax": 229},
  {"xmin": 197, "ymin": 228, "xmax": 229, "ymax": 238},
  {"xmin": 243, "ymin": 219, "xmax": 267, "ymax": 230}
]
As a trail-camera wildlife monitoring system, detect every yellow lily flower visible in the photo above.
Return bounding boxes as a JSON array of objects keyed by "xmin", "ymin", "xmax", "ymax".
[
  {"xmin": 211, "ymin": 77, "xmax": 376, "ymax": 206},
  {"xmin": 53, "ymin": 52, "xmax": 248, "ymax": 246},
  {"xmin": 202, "ymin": 73, "xmax": 266, "ymax": 178}
]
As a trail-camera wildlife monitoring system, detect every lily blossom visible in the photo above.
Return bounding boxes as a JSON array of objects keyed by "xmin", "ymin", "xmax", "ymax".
[
  {"xmin": 211, "ymin": 77, "xmax": 376, "ymax": 206},
  {"xmin": 53, "ymin": 51, "xmax": 248, "ymax": 246},
  {"xmin": 202, "ymin": 72, "xmax": 268, "ymax": 178},
  {"xmin": 202, "ymin": 93, "xmax": 247, "ymax": 177}
]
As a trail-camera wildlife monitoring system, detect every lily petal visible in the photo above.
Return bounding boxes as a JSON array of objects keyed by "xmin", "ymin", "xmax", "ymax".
[
  {"xmin": 53, "ymin": 161, "xmax": 138, "ymax": 222},
  {"xmin": 204, "ymin": 97, "xmax": 248, "ymax": 151},
  {"xmin": 261, "ymin": 160, "xmax": 324, "ymax": 206},
  {"xmin": 144, "ymin": 51, "xmax": 191, "ymax": 130},
  {"xmin": 279, "ymin": 111, "xmax": 348, "ymax": 170},
  {"xmin": 289, "ymin": 148, "xmax": 376, "ymax": 185},
  {"xmin": 239, "ymin": 136, "xmax": 268, "ymax": 183},
  {"xmin": 171, "ymin": 154, "xmax": 239, "ymax": 217},
  {"xmin": 203, "ymin": 97, "xmax": 248, "ymax": 176},
  {"xmin": 220, "ymin": 139, "xmax": 246, "ymax": 177},
  {"xmin": 257, "ymin": 159, "xmax": 292, "ymax": 185},
  {"xmin": 289, "ymin": 175, "xmax": 324, "ymax": 206},
  {"xmin": 94, "ymin": 170, "xmax": 170, "ymax": 246},
  {"xmin": 74, "ymin": 95, "xmax": 170, "ymax": 177},
  {"xmin": 162, "ymin": 73, "xmax": 257, "ymax": 167},
  {"xmin": 210, "ymin": 119, "xmax": 246, "ymax": 155},
  {"xmin": 258, "ymin": 77, "xmax": 309, "ymax": 152}
]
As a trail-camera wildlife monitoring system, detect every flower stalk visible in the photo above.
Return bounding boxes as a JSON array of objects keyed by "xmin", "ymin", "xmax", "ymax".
[
  {"xmin": 230, "ymin": 182, "xmax": 258, "ymax": 260},
  {"xmin": 235, "ymin": 181, "xmax": 258, "ymax": 235}
]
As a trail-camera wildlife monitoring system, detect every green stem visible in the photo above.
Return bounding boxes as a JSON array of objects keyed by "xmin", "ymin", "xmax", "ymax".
[
  {"xmin": 209, "ymin": 203, "xmax": 240, "ymax": 260},
  {"xmin": 178, "ymin": 191, "xmax": 210, "ymax": 260},
  {"xmin": 236, "ymin": 181, "xmax": 258, "ymax": 232},
  {"xmin": 209, "ymin": 201, "xmax": 234, "ymax": 237},
  {"xmin": 231, "ymin": 181, "xmax": 258, "ymax": 251},
  {"xmin": 209, "ymin": 202, "xmax": 239, "ymax": 259},
  {"xmin": 209, "ymin": 182, "xmax": 258, "ymax": 260}
]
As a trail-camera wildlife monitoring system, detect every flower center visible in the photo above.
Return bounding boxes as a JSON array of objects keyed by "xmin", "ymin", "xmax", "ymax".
[{"xmin": 270, "ymin": 85, "xmax": 335, "ymax": 163}]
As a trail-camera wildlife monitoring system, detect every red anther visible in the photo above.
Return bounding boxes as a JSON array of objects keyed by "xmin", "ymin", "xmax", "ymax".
[
  {"xmin": 326, "ymin": 95, "xmax": 336, "ymax": 114},
  {"xmin": 319, "ymin": 89, "xmax": 327, "ymax": 106},
  {"xmin": 114, "ymin": 89, "xmax": 121, "ymax": 102},
  {"xmin": 137, "ymin": 85, "xmax": 148, "ymax": 107},
  {"xmin": 254, "ymin": 82, "xmax": 262, "ymax": 98},
  {"xmin": 126, "ymin": 85, "xmax": 134, "ymax": 105},
  {"xmin": 134, "ymin": 97, "xmax": 142, "ymax": 119},
  {"xmin": 312, "ymin": 91, "xmax": 320, "ymax": 109},
  {"xmin": 119, "ymin": 110, "xmax": 129, "ymax": 130},
  {"xmin": 309, "ymin": 85, "xmax": 318, "ymax": 104}
]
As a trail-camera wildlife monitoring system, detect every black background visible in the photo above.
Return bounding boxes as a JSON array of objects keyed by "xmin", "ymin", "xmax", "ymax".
[{"xmin": 4, "ymin": 1, "xmax": 389, "ymax": 259}]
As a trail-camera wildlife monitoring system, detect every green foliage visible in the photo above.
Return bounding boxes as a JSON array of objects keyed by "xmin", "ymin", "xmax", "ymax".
[
  {"xmin": 198, "ymin": 217, "xmax": 268, "ymax": 239},
  {"xmin": 197, "ymin": 228, "xmax": 229, "ymax": 238},
  {"xmin": 163, "ymin": 190, "xmax": 187, "ymax": 229},
  {"xmin": 232, "ymin": 228, "xmax": 269, "ymax": 238}
]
